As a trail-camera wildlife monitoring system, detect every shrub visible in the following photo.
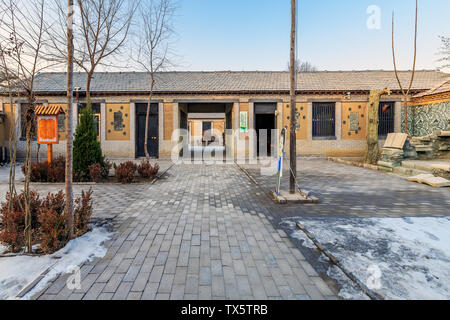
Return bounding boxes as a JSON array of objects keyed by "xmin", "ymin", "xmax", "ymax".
[
  {"xmin": 73, "ymin": 189, "xmax": 94, "ymax": 237},
  {"xmin": 25, "ymin": 161, "xmax": 49, "ymax": 182},
  {"xmin": 36, "ymin": 191, "xmax": 67, "ymax": 254},
  {"xmin": 137, "ymin": 160, "xmax": 160, "ymax": 179},
  {"xmin": 89, "ymin": 163, "xmax": 102, "ymax": 183},
  {"xmin": 73, "ymin": 106, "xmax": 104, "ymax": 180},
  {"xmin": 101, "ymin": 160, "xmax": 112, "ymax": 179},
  {"xmin": 38, "ymin": 208, "xmax": 68, "ymax": 254},
  {"xmin": 23, "ymin": 157, "xmax": 66, "ymax": 183},
  {"xmin": 114, "ymin": 161, "xmax": 137, "ymax": 184},
  {"xmin": 0, "ymin": 191, "xmax": 42, "ymax": 252},
  {"xmin": 48, "ymin": 157, "xmax": 66, "ymax": 182},
  {"xmin": 0, "ymin": 189, "xmax": 95, "ymax": 254}
]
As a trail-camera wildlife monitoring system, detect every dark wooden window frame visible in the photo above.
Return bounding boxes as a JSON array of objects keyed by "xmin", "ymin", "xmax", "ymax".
[
  {"xmin": 378, "ymin": 101, "xmax": 395, "ymax": 137},
  {"xmin": 312, "ymin": 102, "xmax": 336, "ymax": 140}
]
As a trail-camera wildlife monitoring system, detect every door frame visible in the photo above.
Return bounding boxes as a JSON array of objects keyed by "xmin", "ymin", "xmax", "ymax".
[{"xmin": 135, "ymin": 103, "xmax": 159, "ymax": 158}]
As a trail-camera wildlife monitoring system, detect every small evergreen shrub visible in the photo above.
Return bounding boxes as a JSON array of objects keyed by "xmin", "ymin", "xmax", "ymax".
[
  {"xmin": 137, "ymin": 160, "xmax": 159, "ymax": 179},
  {"xmin": 73, "ymin": 106, "xmax": 104, "ymax": 180},
  {"xmin": 114, "ymin": 161, "xmax": 137, "ymax": 184}
]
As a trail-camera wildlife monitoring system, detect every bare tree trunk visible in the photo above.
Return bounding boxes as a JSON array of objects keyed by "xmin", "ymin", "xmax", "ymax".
[
  {"xmin": 365, "ymin": 89, "xmax": 391, "ymax": 165},
  {"xmin": 289, "ymin": 0, "xmax": 297, "ymax": 194},
  {"xmin": 144, "ymin": 77, "xmax": 155, "ymax": 161},
  {"xmin": 66, "ymin": 0, "xmax": 74, "ymax": 239},
  {"xmin": 86, "ymin": 72, "xmax": 93, "ymax": 109},
  {"xmin": 24, "ymin": 108, "xmax": 33, "ymax": 253}
]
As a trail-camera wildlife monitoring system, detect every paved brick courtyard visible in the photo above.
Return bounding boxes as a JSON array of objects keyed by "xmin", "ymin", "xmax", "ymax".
[
  {"xmin": 19, "ymin": 163, "xmax": 336, "ymax": 300},
  {"xmin": 3, "ymin": 158, "xmax": 449, "ymax": 300},
  {"xmin": 243, "ymin": 158, "xmax": 450, "ymax": 219}
]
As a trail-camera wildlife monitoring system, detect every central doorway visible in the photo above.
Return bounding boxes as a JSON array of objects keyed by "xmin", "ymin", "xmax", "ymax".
[
  {"xmin": 255, "ymin": 103, "xmax": 276, "ymax": 157},
  {"xmin": 136, "ymin": 103, "xmax": 159, "ymax": 158}
]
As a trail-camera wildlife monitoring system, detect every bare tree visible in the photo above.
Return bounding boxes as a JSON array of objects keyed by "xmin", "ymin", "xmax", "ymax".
[
  {"xmin": 48, "ymin": 0, "xmax": 137, "ymax": 107},
  {"xmin": 287, "ymin": 60, "xmax": 318, "ymax": 72},
  {"xmin": 75, "ymin": 0, "xmax": 136, "ymax": 107},
  {"xmin": 392, "ymin": 0, "xmax": 418, "ymax": 136},
  {"xmin": 364, "ymin": 89, "xmax": 391, "ymax": 165},
  {"xmin": 0, "ymin": 11, "xmax": 21, "ymax": 209},
  {"xmin": 134, "ymin": 0, "xmax": 176, "ymax": 160},
  {"xmin": 66, "ymin": 0, "xmax": 75, "ymax": 239},
  {"xmin": 0, "ymin": 0, "xmax": 57, "ymax": 253},
  {"xmin": 438, "ymin": 36, "xmax": 450, "ymax": 71}
]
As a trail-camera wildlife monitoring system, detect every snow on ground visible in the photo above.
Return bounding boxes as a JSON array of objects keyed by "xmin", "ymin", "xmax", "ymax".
[
  {"xmin": 0, "ymin": 227, "xmax": 112, "ymax": 300},
  {"xmin": 0, "ymin": 244, "xmax": 7, "ymax": 255},
  {"xmin": 283, "ymin": 217, "xmax": 450, "ymax": 300}
]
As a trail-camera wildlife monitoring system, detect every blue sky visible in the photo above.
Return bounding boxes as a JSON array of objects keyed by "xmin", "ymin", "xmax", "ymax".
[{"xmin": 171, "ymin": 0, "xmax": 450, "ymax": 71}]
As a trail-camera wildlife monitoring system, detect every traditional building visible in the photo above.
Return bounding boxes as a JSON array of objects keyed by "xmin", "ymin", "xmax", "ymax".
[
  {"xmin": 1, "ymin": 70, "xmax": 448, "ymax": 160},
  {"xmin": 407, "ymin": 79, "xmax": 450, "ymax": 137}
]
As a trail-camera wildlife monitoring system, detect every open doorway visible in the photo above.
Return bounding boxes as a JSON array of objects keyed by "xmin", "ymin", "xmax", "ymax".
[{"xmin": 255, "ymin": 103, "xmax": 277, "ymax": 157}]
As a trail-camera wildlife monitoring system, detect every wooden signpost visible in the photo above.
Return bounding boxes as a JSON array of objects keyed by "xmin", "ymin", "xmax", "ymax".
[{"xmin": 35, "ymin": 105, "xmax": 65, "ymax": 163}]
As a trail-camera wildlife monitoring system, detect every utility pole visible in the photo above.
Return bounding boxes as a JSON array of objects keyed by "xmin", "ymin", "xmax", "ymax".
[
  {"xmin": 66, "ymin": 0, "xmax": 74, "ymax": 239},
  {"xmin": 289, "ymin": 0, "xmax": 297, "ymax": 194}
]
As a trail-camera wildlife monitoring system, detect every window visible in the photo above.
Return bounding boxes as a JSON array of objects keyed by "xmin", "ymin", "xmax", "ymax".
[
  {"xmin": 20, "ymin": 104, "xmax": 37, "ymax": 140},
  {"xmin": 312, "ymin": 102, "xmax": 336, "ymax": 138},
  {"xmin": 58, "ymin": 114, "xmax": 66, "ymax": 132},
  {"xmin": 378, "ymin": 102, "xmax": 395, "ymax": 137}
]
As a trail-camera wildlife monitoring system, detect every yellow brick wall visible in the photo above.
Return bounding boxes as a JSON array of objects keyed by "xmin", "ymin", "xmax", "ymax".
[
  {"xmin": 283, "ymin": 102, "xmax": 308, "ymax": 140},
  {"xmin": 3, "ymin": 104, "xmax": 15, "ymax": 144},
  {"xmin": 341, "ymin": 102, "xmax": 367, "ymax": 140},
  {"xmin": 239, "ymin": 103, "xmax": 249, "ymax": 140},
  {"xmin": 106, "ymin": 103, "xmax": 130, "ymax": 141},
  {"xmin": 213, "ymin": 120, "xmax": 224, "ymax": 136},
  {"xmin": 164, "ymin": 102, "xmax": 173, "ymax": 141}
]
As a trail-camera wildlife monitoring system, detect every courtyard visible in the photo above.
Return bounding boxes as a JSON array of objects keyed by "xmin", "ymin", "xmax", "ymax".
[{"xmin": 1, "ymin": 159, "xmax": 449, "ymax": 300}]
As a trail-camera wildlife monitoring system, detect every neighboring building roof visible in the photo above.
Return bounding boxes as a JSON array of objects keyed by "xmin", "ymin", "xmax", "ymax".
[
  {"xmin": 32, "ymin": 70, "xmax": 448, "ymax": 94},
  {"xmin": 413, "ymin": 78, "xmax": 450, "ymax": 98}
]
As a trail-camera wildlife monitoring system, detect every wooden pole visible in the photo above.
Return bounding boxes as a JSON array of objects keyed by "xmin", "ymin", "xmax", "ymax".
[
  {"xmin": 47, "ymin": 144, "xmax": 53, "ymax": 163},
  {"xmin": 289, "ymin": 0, "xmax": 297, "ymax": 194},
  {"xmin": 66, "ymin": 0, "xmax": 74, "ymax": 239}
]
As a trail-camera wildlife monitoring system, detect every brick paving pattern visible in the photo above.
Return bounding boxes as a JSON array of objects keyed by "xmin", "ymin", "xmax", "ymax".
[
  {"xmin": 243, "ymin": 158, "xmax": 450, "ymax": 218},
  {"xmin": 29, "ymin": 164, "xmax": 336, "ymax": 300}
]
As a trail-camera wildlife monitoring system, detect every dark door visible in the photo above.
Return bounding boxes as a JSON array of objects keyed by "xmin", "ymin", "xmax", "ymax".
[
  {"xmin": 255, "ymin": 114, "xmax": 275, "ymax": 156},
  {"xmin": 254, "ymin": 103, "xmax": 276, "ymax": 157},
  {"xmin": 136, "ymin": 103, "xmax": 159, "ymax": 158}
]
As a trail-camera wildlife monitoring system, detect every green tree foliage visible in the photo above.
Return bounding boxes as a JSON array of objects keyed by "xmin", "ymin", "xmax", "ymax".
[{"xmin": 73, "ymin": 107, "xmax": 104, "ymax": 179}]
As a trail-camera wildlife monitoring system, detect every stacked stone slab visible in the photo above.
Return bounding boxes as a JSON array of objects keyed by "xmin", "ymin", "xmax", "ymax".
[
  {"xmin": 410, "ymin": 117, "xmax": 450, "ymax": 160},
  {"xmin": 378, "ymin": 133, "xmax": 408, "ymax": 171}
]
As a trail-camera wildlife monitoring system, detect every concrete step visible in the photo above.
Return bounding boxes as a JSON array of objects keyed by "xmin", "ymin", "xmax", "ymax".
[
  {"xmin": 393, "ymin": 166, "xmax": 429, "ymax": 177},
  {"xmin": 401, "ymin": 161, "xmax": 434, "ymax": 173}
]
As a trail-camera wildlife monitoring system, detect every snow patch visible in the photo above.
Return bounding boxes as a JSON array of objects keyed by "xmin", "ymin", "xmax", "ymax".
[
  {"xmin": 284, "ymin": 217, "xmax": 450, "ymax": 300},
  {"xmin": 0, "ymin": 227, "xmax": 112, "ymax": 300}
]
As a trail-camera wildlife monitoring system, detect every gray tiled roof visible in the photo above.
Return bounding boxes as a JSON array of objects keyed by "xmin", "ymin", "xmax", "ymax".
[
  {"xmin": 34, "ymin": 70, "xmax": 448, "ymax": 94},
  {"xmin": 413, "ymin": 77, "xmax": 450, "ymax": 98}
]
